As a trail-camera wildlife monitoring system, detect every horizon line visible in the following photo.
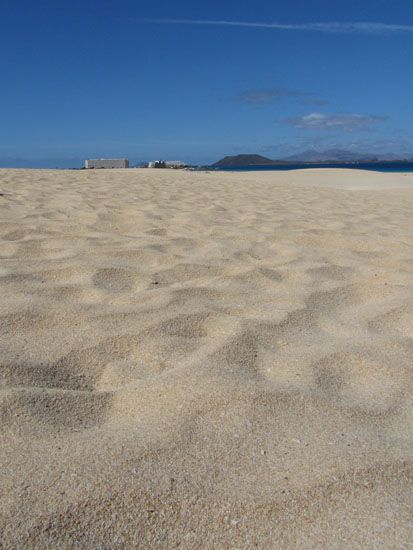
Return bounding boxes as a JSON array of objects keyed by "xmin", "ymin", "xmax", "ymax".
[{"xmin": 134, "ymin": 18, "xmax": 413, "ymax": 34}]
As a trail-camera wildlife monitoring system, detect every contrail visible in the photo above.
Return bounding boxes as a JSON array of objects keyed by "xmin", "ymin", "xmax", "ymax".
[{"xmin": 135, "ymin": 18, "xmax": 413, "ymax": 34}]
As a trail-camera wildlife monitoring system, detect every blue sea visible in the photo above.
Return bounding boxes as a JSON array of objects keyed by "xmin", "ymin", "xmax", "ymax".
[{"xmin": 211, "ymin": 162, "xmax": 413, "ymax": 173}]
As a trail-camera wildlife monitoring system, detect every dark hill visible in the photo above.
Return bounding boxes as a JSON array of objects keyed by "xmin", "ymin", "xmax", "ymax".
[
  {"xmin": 212, "ymin": 150, "xmax": 413, "ymax": 167},
  {"xmin": 213, "ymin": 154, "xmax": 276, "ymax": 167}
]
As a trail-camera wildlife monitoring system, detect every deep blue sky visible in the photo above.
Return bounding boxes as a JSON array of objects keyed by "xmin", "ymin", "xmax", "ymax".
[{"xmin": 1, "ymin": 0, "xmax": 413, "ymax": 167}]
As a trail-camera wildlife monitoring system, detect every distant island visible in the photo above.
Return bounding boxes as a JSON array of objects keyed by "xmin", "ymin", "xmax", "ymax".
[
  {"xmin": 213, "ymin": 149, "xmax": 413, "ymax": 167},
  {"xmin": 213, "ymin": 154, "xmax": 278, "ymax": 167}
]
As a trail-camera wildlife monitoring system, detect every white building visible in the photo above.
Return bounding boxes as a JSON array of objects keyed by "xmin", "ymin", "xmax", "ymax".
[
  {"xmin": 85, "ymin": 158, "xmax": 129, "ymax": 169},
  {"xmin": 148, "ymin": 160, "xmax": 186, "ymax": 168},
  {"xmin": 165, "ymin": 160, "xmax": 185, "ymax": 168}
]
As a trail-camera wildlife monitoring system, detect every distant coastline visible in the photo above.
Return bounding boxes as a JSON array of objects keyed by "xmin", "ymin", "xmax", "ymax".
[
  {"xmin": 208, "ymin": 153, "xmax": 413, "ymax": 173},
  {"xmin": 208, "ymin": 161, "xmax": 413, "ymax": 173}
]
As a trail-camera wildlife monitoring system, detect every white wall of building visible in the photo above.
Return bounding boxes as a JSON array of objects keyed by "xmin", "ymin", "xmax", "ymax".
[{"xmin": 85, "ymin": 158, "xmax": 129, "ymax": 169}]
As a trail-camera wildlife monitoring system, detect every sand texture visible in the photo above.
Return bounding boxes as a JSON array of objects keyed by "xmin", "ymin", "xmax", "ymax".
[{"xmin": 0, "ymin": 167, "xmax": 412, "ymax": 548}]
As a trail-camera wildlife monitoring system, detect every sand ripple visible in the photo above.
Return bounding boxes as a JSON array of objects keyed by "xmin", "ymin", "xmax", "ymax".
[{"xmin": 0, "ymin": 168, "xmax": 412, "ymax": 548}]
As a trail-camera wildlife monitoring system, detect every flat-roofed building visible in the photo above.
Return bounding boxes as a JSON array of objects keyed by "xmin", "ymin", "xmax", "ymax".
[
  {"xmin": 164, "ymin": 160, "xmax": 185, "ymax": 168},
  {"xmin": 148, "ymin": 160, "xmax": 186, "ymax": 168},
  {"xmin": 85, "ymin": 158, "xmax": 129, "ymax": 169}
]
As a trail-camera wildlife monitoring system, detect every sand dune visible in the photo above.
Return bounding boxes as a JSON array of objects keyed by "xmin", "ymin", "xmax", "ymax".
[{"xmin": 0, "ymin": 167, "xmax": 412, "ymax": 548}]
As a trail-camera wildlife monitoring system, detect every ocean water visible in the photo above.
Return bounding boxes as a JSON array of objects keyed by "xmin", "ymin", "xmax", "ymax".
[{"xmin": 211, "ymin": 162, "xmax": 413, "ymax": 173}]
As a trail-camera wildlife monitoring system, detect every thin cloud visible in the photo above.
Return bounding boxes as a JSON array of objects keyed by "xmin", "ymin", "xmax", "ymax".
[
  {"xmin": 137, "ymin": 18, "xmax": 413, "ymax": 34},
  {"xmin": 282, "ymin": 112, "xmax": 387, "ymax": 131},
  {"xmin": 237, "ymin": 87, "xmax": 306, "ymax": 104},
  {"xmin": 236, "ymin": 87, "xmax": 329, "ymax": 106},
  {"xmin": 301, "ymin": 98, "xmax": 330, "ymax": 106}
]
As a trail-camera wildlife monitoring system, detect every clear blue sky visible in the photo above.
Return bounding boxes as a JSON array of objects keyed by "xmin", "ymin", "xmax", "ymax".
[{"xmin": 1, "ymin": 0, "xmax": 413, "ymax": 167}]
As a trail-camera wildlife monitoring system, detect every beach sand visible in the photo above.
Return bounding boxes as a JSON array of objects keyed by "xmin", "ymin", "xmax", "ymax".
[{"xmin": 0, "ymin": 167, "xmax": 412, "ymax": 548}]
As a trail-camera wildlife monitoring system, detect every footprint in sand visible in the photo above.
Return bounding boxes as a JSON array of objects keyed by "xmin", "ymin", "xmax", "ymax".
[
  {"xmin": 92, "ymin": 267, "xmax": 142, "ymax": 292},
  {"xmin": 3, "ymin": 229, "xmax": 29, "ymax": 241},
  {"xmin": 152, "ymin": 263, "xmax": 225, "ymax": 287},
  {"xmin": 0, "ymin": 388, "xmax": 111, "ymax": 433},
  {"xmin": 313, "ymin": 352, "xmax": 406, "ymax": 414}
]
